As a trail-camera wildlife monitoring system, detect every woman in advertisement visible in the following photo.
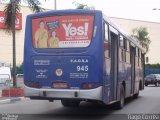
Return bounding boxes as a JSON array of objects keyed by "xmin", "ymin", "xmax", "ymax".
[{"xmin": 48, "ymin": 30, "xmax": 59, "ymax": 48}]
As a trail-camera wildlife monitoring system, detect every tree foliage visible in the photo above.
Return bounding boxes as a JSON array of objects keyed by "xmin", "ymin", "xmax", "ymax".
[
  {"xmin": 145, "ymin": 63, "xmax": 160, "ymax": 69},
  {"xmin": 131, "ymin": 26, "xmax": 151, "ymax": 53},
  {"xmin": 3, "ymin": 0, "xmax": 43, "ymax": 87},
  {"xmin": 4, "ymin": 0, "xmax": 43, "ymax": 31},
  {"xmin": 73, "ymin": 1, "xmax": 95, "ymax": 10},
  {"xmin": 11, "ymin": 63, "xmax": 23, "ymax": 75}
]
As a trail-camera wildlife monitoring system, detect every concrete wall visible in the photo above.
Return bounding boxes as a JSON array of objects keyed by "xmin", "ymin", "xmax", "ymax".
[
  {"xmin": 0, "ymin": 3, "xmax": 159, "ymax": 65},
  {"xmin": 110, "ymin": 17, "xmax": 160, "ymax": 64},
  {"xmin": 0, "ymin": 3, "xmax": 33, "ymax": 65}
]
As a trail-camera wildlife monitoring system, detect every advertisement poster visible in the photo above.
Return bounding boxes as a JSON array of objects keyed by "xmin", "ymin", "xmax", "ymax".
[
  {"xmin": 0, "ymin": 11, "xmax": 22, "ymax": 30},
  {"xmin": 32, "ymin": 15, "xmax": 94, "ymax": 48}
]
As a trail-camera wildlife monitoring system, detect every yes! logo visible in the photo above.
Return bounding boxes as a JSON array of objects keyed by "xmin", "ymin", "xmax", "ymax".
[{"xmin": 62, "ymin": 22, "xmax": 89, "ymax": 36}]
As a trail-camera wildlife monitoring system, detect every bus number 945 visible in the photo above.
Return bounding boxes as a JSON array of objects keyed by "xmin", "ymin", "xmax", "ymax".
[{"xmin": 77, "ymin": 66, "xmax": 88, "ymax": 72}]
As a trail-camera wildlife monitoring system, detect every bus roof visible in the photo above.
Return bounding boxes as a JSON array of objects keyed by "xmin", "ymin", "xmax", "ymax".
[
  {"xmin": 27, "ymin": 9, "xmax": 146, "ymax": 53},
  {"xmin": 27, "ymin": 9, "xmax": 97, "ymax": 18}
]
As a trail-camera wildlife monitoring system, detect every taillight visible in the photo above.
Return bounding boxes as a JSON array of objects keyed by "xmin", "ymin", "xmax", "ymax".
[
  {"xmin": 82, "ymin": 83, "xmax": 92, "ymax": 89},
  {"xmin": 82, "ymin": 82, "xmax": 100, "ymax": 89}
]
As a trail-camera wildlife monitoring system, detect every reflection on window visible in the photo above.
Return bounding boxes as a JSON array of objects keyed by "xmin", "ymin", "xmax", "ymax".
[
  {"xmin": 127, "ymin": 41, "xmax": 130, "ymax": 51},
  {"xmin": 104, "ymin": 22, "xmax": 110, "ymax": 58},
  {"xmin": 120, "ymin": 35, "xmax": 124, "ymax": 47},
  {"xmin": 105, "ymin": 24, "xmax": 109, "ymax": 41},
  {"xmin": 126, "ymin": 52, "xmax": 130, "ymax": 63}
]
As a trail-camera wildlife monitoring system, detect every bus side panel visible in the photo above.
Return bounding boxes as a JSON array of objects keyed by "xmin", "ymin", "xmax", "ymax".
[
  {"xmin": 103, "ymin": 58, "xmax": 111, "ymax": 104},
  {"xmin": 117, "ymin": 61, "xmax": 125, "ymax": 99},
  {"xmin": 24, "ymin": 16, "xmax": 33, "ymax": 84},
  {"xmin": 124, "ymin": 63, "xmax": 132, "ymax": 98},
  {"xmin": 118, "ymin": 53, "xmax": 132, "ymax": 99},
  {"xmin": 134, "ymin": 67, "xmax": 140, "ymax": 94}
]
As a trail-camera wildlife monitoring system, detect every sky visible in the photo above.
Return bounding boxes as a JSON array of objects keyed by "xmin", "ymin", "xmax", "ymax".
[{"xmin": 40, "ymin": 0, "xmax": 160, "ymax": 23}]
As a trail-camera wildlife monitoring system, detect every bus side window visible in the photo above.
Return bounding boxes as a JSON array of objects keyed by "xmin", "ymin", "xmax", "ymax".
[
  {"xmin": 119, "ymin": 35, "xmax": 126, "ymax": 62},
  {"xmin": 119, "ymin": 35, "xmax": 123, "ymax": 61},
  {"xmin": 123, "ymin": 38, "xmax": 127, "ymax": 62},
  {"xmin": 119, "ymin": 35, "xmax": 124, "ymax": 47},
  {"xmin": 126, "ymin": 41, "xmax": 130, "ymax": 64},
  {"xmin": 139, "ymin": 50, "xmax": 141, "ymax": 67},
  {"xmin": 104, "ymin": 22, "xmax": 110, "ymax": 58},
  {"xmin": 135, "ymin": 47, "xmax": 139, "ymax": 67},
  {"xmin": 105, "ymin": 23, "xmax": 109, "ymax": 41}
]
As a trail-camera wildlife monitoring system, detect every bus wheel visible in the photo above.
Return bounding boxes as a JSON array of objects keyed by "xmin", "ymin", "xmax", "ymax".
[
  {"xmin": 61, "ymin": 100, "xmax": 80, "ymax": 107},
  {"xmin": 145, "ymin": 83, "xmax": 148, "ymax": 86},
  {"xmin": 155, "ymin": 82, "xmax": 159, "ymax": 87},
  {"xmin": 116, "ymin": 85, "xmax": 125, "ymax": 109}
]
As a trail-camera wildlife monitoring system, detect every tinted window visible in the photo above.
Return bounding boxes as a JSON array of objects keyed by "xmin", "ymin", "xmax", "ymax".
[
  {"xmin": 104, "ymin": 22, "xmax": 110, "ymax": 58},
  {"xmin": 32, "ymin": 15, "xmax": 94, "ymax": 48},
  {"xmin": 120, "ymin": 35, "xmax": 124, "ymax": 47}
]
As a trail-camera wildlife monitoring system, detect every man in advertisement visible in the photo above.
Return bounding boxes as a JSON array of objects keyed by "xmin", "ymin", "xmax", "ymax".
[{"xmin": 34, "ymin": 20, "xmax": 48, "ymax": 48}]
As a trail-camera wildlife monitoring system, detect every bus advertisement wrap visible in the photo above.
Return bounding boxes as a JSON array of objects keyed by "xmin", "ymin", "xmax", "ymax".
[{"xmin": 32, "ymin": 15, "xmax": 94, "ymax": 48}]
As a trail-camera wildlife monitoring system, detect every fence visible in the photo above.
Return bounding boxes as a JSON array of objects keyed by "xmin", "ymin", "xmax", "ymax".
[
  {"xmin": 145, "ymin": 68, "xmax": 160, "ymax": 76},
  {"xmin": 0, "ymin": 74, "xmax": 24, "ymax": 98}
]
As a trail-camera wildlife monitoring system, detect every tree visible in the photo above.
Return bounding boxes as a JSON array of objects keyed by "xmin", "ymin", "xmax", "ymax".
[
  {"xmin": 73, "ymin": 1, "xmax": 95, "ymax": 10},
  {"xmin": 131, "ymin": 26, "xmax": 151, "ymax": 53},
  {"xmin": 4, "ymin": 0, "xmax": 43, "ymax": 87}
]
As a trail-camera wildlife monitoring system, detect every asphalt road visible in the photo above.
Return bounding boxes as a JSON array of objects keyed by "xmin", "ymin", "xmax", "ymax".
[{"xmin": 0, "ymin": 86, "xmax": 160, "ymax": 120}]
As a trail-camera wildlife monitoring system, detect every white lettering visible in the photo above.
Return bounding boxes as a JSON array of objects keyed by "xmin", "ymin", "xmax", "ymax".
[
  {"xmin": 0, "ymin": 16, "xmax": 5, "ymax": 23},
  {"xmin": 0, "ymin": 16, "xmax": 19, "ymax": 25},
  {"xmin": 69, "ymin": 26, "xmax": 77, "ymax": 36},
  {"xmin": 70, "ymin": 59, "xmax": 89, "ymax": 63},
  {"xmin": 84, "ymin": 22, "xmax": 89, "ymax": 36},
  {"xmin": 15, "ymin": 18, "xmax": 19, "ymax": 24},
  {"xmin": 77, "ymin": 26, "xmax": 84, "ymax": 36},
  {"xmin": 77, "ymin": 66, "xmax": 89, "ymax": 72},
  {"xmin": 62, "ymin": 22, "xmax": 89, "ymax": 37},
  {"xmin": 62, "ymin": 23, "xmax": 72, "ymax": 37}
]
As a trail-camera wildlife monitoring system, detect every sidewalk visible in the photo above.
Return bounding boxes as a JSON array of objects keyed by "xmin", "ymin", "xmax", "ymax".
[{"xmin": 0, "ymin": 97, "xmax": 26, "ymax": 104}]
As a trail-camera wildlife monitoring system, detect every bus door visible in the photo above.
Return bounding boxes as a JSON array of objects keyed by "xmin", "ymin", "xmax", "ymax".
[
  {"xmin": 110, "ymin": 26, "xmax": 119, "ymax": 101},
  {"xmin": 130, "ymin": 45, "xmax": 135, "ymax": 94},
  {"xmin": 103, "ymin": 22, "xmax": 111, "ymax": 104}
]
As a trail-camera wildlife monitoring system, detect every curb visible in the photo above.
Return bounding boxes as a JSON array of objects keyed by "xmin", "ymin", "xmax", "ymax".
[
  {"xmin": 0, "ymin": 98, "xmax": 10, "ymax": 104},
  {"xmin": 0, "ymin": 97, "xmax": 26, "ymax": 104}
]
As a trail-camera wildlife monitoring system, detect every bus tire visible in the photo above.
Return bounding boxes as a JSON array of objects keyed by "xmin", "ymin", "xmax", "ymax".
[
  {"xmin": 61, "ymin": 100, "xmax": 80, "ymax": 107},
  {"xmin": 116, "ymin": 85, "xmax": 125, "ymax": 109},
  {"xmin": 145, "ymin": 83, "xmax": 148, "ymax": 86},
  {"xmin": 155, "ymin": 82, "xmax": 159, "ymax": 87}
]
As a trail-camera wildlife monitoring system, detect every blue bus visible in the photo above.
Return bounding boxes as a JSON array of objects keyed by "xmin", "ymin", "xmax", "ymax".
[{"xmin": 24, "ymin": 10, "xmax": 145, "ymax": 109}]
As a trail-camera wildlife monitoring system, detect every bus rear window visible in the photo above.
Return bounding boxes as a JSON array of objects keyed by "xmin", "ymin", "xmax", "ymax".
[{"xmin": 32, "ymin": 15, "xmax": 94, "ymax": 48}]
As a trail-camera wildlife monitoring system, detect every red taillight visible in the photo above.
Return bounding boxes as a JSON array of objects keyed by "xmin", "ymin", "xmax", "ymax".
[
  {"xmin": 82, "ymin": 83, "xmax": 92, "ymax": 89},
  {"xmin": 82, "ymin": 82, "xmax": 100, "ymax": 89}
]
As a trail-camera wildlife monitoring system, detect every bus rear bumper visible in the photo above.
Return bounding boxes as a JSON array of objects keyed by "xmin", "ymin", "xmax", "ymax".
[{"xmin": 24, "ymin": 85, "xmax": 103, "ymax": 101}]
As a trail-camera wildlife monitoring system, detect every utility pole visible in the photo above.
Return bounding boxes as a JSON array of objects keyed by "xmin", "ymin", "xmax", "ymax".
[
  {"xmin": 11, "ymin": 0, "xmax": 17, "ymax": 87},
  {"xmin": 54, "ymin": 0, "xmax": 56, "ymax": 10},
  {"xmin": 153, "ymin": 8, "xmax": 160, "ymax": 10}
]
